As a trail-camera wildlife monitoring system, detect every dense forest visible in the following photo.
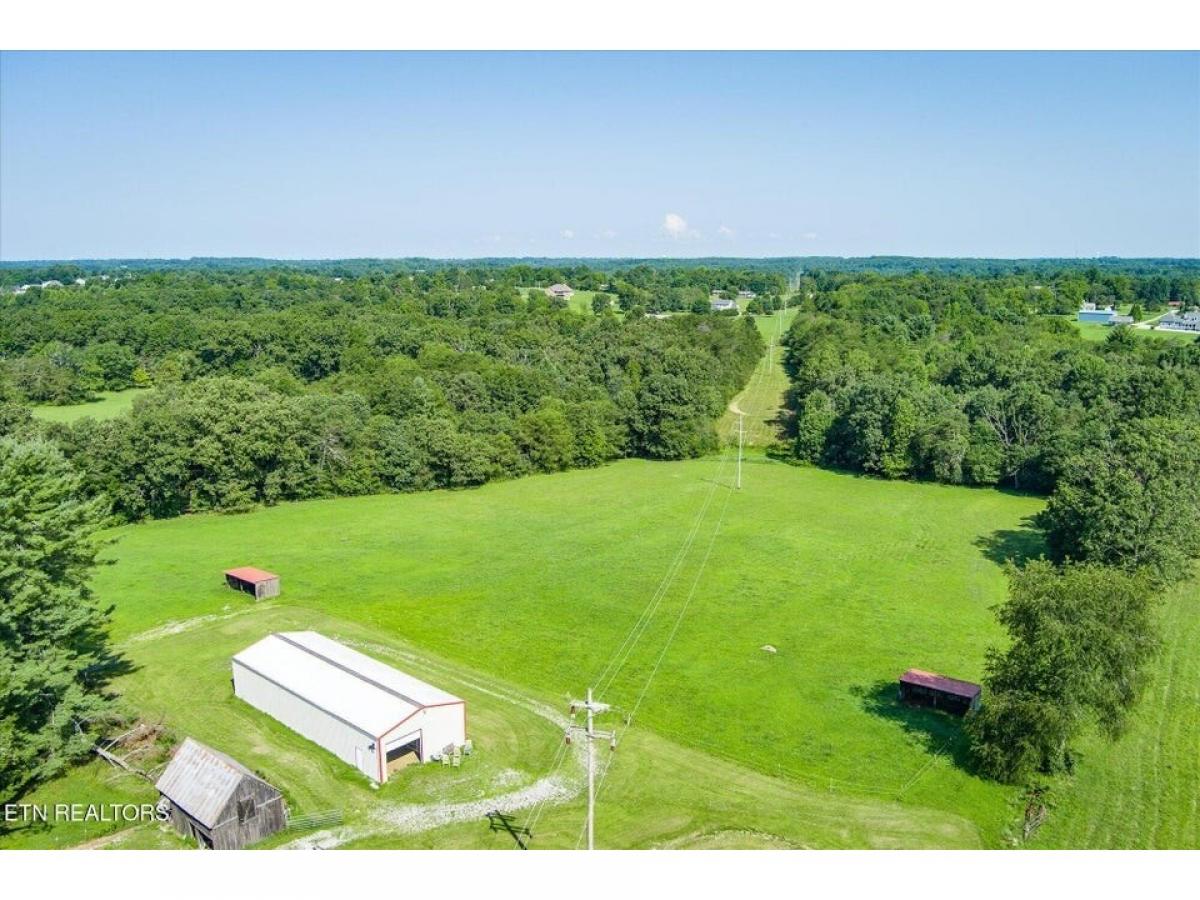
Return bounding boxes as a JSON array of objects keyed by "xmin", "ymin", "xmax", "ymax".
[{"xmin": 0, "ymin": 267, "xmax": 764, "ymax": 521}]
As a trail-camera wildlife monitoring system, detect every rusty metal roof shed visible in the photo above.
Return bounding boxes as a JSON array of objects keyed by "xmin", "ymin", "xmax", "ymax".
[
  {"xmin": 899, "ymin": 668, "xmax": 982, "ymax": 700},
  {"xmin": 155, "ymin": 738, "xmax": 271, "ymax": 829},
  {"xmin": 224, "ymin": 566, "xmax": 278, "ymax": 584}
]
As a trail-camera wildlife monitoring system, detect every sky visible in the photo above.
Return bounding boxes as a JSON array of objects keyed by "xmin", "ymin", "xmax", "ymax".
[{"xmin": 1, "ymin": 51, "xmax": 1197, "ymax": 260}]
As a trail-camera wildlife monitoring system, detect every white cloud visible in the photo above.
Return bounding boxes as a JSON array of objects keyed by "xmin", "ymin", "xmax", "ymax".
[
  {"xmin": 802, "ymin": 231, "xmax": 819, "ymax": 240},
  {"xmin": 767, "ymin": 232, "xmax": 781, "ymax": 239},
  {"xmin": 717, "ymin": 224, "xmax": 736, "ymax": 238},
  {"xmin": 561, "ymin": 228, "xmax": 575, "ymax": 239},
  {"xmin": 599, "ymin": 228, "xmax": 617, "ymax": 239},
  {"xmin": 661, "ymin": 212, "xmax": 698, "ymax": 240}
]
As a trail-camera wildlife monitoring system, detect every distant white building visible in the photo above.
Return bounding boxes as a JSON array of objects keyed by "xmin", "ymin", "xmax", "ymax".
[
  {"xmin": 1078, "ymin": 304, "xmax": 1119, "ymax": 324},
  {"xmin": 737, "ymin": 290, "xmax": 756, "ymax": 299},
  {"xmin": 1158, "ymin": 311, "xmax": 1200, "ymax": 334},
  {"xmin": 232, "ymin": 631, "xmax": 466, "ymax": 783},
  {"xmin": 546, "ymin": 283, "xmax": 574, "ymax": 300},
  {"xmin": 710, "ymin": 297, "xmax": 738, "ymax": 312}
]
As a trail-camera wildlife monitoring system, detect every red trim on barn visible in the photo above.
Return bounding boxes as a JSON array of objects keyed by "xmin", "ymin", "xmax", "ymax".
[{"xmin": 373, "ymin": 700, "xmax": 467, "ymax": 781}]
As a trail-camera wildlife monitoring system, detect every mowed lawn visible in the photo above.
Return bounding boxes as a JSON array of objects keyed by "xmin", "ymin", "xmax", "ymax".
[
  {"xmin": 518, "ymin": 286, "xmax": 607, "ymax": 315},
  {"xmin": 76, "ymin": 452, "xmax": 1062, "ymax": 847},
  {"xmin": 1058, "ymin": 314, "xmax": 1198, "ymax": 344},
  {"xmin": 30, "ymin": 388, "xmax": 147, "ymax": 423},
  {"xmin": 718, "ymin": 307, "xmax": 798, "ymax": 446}
]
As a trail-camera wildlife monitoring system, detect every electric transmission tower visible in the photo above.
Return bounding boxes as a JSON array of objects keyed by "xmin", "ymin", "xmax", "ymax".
[{"xmin": 566, "ymin": 688, "xmax": 616, "ymax": 850}]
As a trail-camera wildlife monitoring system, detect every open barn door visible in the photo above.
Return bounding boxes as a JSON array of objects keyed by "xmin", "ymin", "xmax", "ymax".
[{"xmin": 385, "ymin": 731, "xmax": 422, "ymax": 774}]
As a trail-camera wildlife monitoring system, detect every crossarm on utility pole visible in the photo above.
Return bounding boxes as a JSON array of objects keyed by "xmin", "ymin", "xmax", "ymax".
[{"xmin": 565, "ymin": 687, "xmax": 617, "ymax": 850}]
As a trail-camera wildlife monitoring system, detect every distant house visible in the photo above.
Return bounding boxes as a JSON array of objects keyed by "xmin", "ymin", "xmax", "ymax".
[
  {"xmin": 156, "ymin": 738, "xmax": 287, "ymax": 849},
  {"xmin": 546, "ymin": 283, "xmax": 574, "ymax": 300},
  {"xmin": 1158, "ymin": 311, "xmax": 1200, "ymax": 334},
  {"xmin": 74, "ymin": 277, "xmax": 87, "ymax": 285},
  {"xmin": 898, "ymin": 669, "xmax": 981, "ymax": 716},
  {"xmin": 710, "ymin": 297, "xmax": 737, "ymax": 312},
  {"xmin": 737, "ymin": 290, "xmax": 756, "ymax": 299},
  {"xmin": 40, "ymin": 280, "xmax": 64, "ymax": 289},
  {"xmin": 224, "ymin": 567, "xmax": 281, "ymax": 601},
  {"xmin": 1110, "ymin": 314, "xmax": 1134, "ymax": 326}
]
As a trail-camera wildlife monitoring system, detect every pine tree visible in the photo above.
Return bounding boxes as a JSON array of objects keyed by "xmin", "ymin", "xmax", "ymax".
[{"xmin": 0, "ymin": 439, "xmax": 116, "ymax": 801}]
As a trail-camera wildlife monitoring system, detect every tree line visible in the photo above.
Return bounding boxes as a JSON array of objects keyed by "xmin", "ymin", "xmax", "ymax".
[
  {"xmin": 1, "ymin": 269, "xmax": 763, "ymax": 522},
  {"xmin": 779, "ymin": 268, "xmax": 1200, "ymax": 788}
]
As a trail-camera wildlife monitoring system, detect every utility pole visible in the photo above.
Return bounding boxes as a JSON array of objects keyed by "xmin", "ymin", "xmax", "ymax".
[
  {"xmin": 736, "ymin": 411, "xmax": 745, "ymax": 490},
  {"xmin": 566, "ymin": 688, "xmax": 616, "ymax": 850}
]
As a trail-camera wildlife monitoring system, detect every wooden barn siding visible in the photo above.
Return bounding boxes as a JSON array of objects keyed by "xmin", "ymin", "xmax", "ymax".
[
  {"xmin": 168, "ymin": 777, "xmax": 287, "ymax": 850},
  {"xmin": 225, "ymin": 575, "xmax": 281, "ymax": 601}
]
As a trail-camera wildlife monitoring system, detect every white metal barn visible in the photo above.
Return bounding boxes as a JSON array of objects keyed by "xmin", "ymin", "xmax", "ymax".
[{"xmin": 231, "ymin": 631, "xmax": 466, "ymax": 783}]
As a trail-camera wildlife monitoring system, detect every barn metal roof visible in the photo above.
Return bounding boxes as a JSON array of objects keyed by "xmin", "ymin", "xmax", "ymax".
[
  {"xmin": 900, "ymin": 668, "xmax": 982, "ymax": 699},
  {"xmin": 155, "ymin": 738, "xmax": 272, "ymax": 828},
  {"xmin": 232, "ymin": 632, "xmax": 464, "ymax": 738},
  {"xmin": 224, "ymin": 566, "xmax": 278, "ymax": 583}
]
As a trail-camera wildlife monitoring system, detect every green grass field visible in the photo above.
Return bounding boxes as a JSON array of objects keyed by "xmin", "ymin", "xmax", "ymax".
[
  {"xmin": 6, "ymin": 452, "xmax": 1196, "ymax": 849},
  {"xmin": 30, "ymin": 388, "xmax": 147, "ymax": 423},
  {"xmin": 5, "ymin": 318, "xmax": 1195, "ymax": 850},
  {"xmin": 5, "ymin": 446, "xmax": 1059, "ymax": 850}
]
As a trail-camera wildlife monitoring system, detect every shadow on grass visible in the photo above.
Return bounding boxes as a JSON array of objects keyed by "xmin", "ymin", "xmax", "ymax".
[
  {"xmin": 852, "ymin": 680, "xmax": 976, "ymax": 776},
  {"xmin": 974, "ymin": 516, "xmax": 1046, "ymax": 570}
]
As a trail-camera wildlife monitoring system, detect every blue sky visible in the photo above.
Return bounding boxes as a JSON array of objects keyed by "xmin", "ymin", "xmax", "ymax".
[{"xmin": 1, "ymin": 51, "xmax": 1197, "ymax": 259}]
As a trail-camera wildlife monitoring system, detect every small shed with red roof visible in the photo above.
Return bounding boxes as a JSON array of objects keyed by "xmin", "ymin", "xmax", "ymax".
[
  {"xmin": 898, "ymin": 668, "xmax": 982, "ymax": 716},
  {"xmin": 224, "ymin": 566, "xmax": 280, "ymax": 601}
]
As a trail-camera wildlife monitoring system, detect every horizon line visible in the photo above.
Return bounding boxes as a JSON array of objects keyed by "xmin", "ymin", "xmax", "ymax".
[{"xmin": 3, "ymin": 254, "xmax": 1199, "ymax": 265}]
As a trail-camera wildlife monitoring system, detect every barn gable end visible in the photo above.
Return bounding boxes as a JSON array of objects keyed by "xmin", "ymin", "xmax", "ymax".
[{"xmin": 156, "ymin": 738, "xmax": 287, "ymax": 849}]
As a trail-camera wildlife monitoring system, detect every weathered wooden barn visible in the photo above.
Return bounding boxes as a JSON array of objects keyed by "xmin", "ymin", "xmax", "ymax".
[
  {"xmin": 155, "ymin": 738, "xmax": 287, "ymax": 849},
  {"xmin": 224, "ymin": 566, "xmax": 280, "ymax": 600},
  {"xmin": 898, "ymin": 668, "xmax": 982, "ymax": 716},
  {"xmin": 232, "ymin": 631, "xmax": 467, "ymax": 783}
]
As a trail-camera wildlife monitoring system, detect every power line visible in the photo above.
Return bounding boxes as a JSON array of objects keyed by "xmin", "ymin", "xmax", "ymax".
[
  {"xmin": 564, "ymin": 688, "xmax": 617, "ymax": 850},
  {"xmin": 522, "ymin": 449, "xmax": 736, "ymax": 848},
  {"xmin": 578, "ymin": 465, "xmax": 739, "ymax": 847},
  {"xmin": 526, "ymin": 343, "xmax": 758, "ymax": 848},
  {"xmin": 592, "ymin": 447, "xmax": 736, "ymax": 696}
]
